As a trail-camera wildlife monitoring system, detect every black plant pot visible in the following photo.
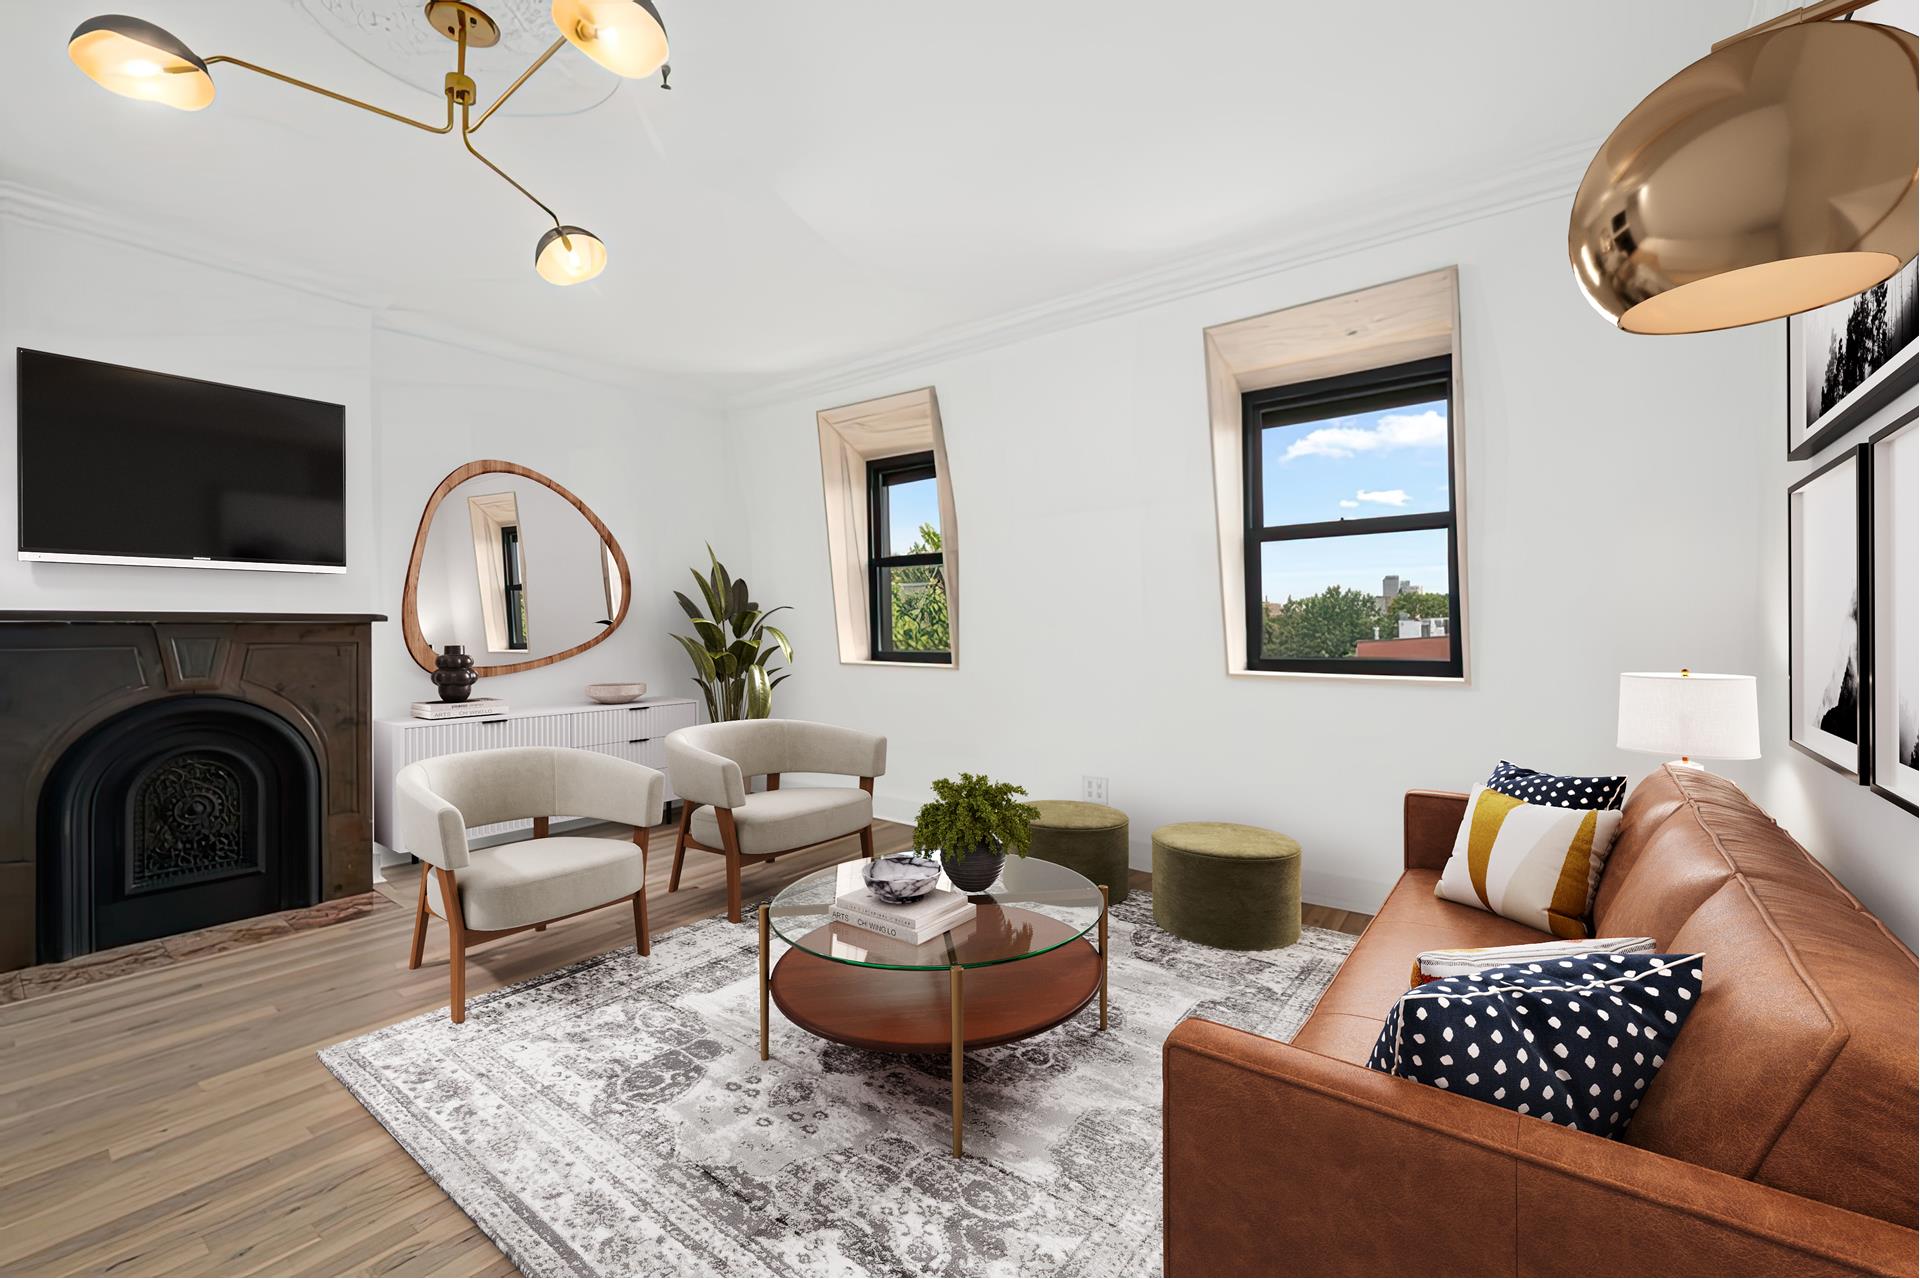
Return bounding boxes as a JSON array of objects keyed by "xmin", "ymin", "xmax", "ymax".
[
  {"xmin": 945, "ymin": 843, "xmax": 1006, "ymax": 893},
  {"xmin": 433, "ymin": 645, "xmax": 478, "ymax": 703}
]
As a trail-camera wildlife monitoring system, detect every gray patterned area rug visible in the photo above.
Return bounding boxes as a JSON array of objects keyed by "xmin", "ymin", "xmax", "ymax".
[{"xmin": 320, "ymin": 891, "xmax": 1354, "ymax": 1278}]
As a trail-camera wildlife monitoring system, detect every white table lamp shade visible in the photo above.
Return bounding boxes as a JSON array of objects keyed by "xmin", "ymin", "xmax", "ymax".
[{"xmin": 1617, "ymin": 672, "xmax": 1761, "ymax": 760}]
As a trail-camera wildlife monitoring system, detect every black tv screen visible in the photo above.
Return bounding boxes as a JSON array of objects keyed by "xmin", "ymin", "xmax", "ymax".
[{"xmin": 17, "ymin": 349, "xmax": 346, "ymax": 571}]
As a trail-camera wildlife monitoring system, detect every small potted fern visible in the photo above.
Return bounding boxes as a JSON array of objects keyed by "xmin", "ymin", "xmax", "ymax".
[{"xmin": 913, "ymin": 772, "xmax": 1041, "ymax": 892}]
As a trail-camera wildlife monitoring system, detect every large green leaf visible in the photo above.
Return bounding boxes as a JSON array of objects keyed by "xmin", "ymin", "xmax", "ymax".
[
  {"xmin": 672, "ymin": 590, "xmax": 706, "ymax": 623},
  {"xmin": 762, "ymin": 625, "xmax": 793, "ymax": 663},
  {"xmin": 731, "ymin": 609, "xmax": 762, "ymax": 639},
  {"xmin": 689, "ymin": 566, "xmax": 724, "ymax": 620},
  {"xmin": 670, "ymin": 632, "xmax": 717, "ymax": 681},
  {"xmin": 729, "ymin": 578, "xmax": 751, "ymax": 622},
  {"xmin": 770, "ymin": 672, "xmax": 791, "ymax": 689},
  {"xmin": 691, "ymin": 618, "xmax": 727, "ymax": 651},
  {"xmin": 726, "ymin": 637, "xmax": 760, "ymax": 667},
  {"xmin": 745, "ymin": 663, "xmax": 772, "ymax": 719}
]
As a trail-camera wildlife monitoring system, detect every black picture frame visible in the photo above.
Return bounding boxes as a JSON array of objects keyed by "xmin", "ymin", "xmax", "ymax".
[
  {"xmin": 1786, "ymin": 260, "xmax": 1919, "ymax": 461},
  {"xmin": 1239, "ymin": 355, "xmax": 1463, "ymax": 679},
  {"xmin": 1786, "ymin": 443, "xmax": 1871, "ymax": 782},
  {"xmin": 1868, "ymin": 409, "xmax": 1919, "ymax": 815}
]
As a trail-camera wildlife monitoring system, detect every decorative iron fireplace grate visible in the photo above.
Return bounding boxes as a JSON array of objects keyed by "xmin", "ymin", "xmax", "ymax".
[{"xmin": 36, "ymin": 696, "xmax": 323, "ymax": 963}]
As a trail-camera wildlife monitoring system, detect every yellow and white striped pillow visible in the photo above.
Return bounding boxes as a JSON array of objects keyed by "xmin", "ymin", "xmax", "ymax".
[{"xmin": 1434, "ymin": 786, "xmax": 1622, "ymax": 937}]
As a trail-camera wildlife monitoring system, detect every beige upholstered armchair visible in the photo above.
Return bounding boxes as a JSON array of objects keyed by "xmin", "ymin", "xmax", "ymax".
[
  {"xmin": 664, "ymin": 719, "xmax": 887, "ymax": 922},
  {"xmin": 395, "ymin": 746, "xmax": 666, "ymax": 1022}
]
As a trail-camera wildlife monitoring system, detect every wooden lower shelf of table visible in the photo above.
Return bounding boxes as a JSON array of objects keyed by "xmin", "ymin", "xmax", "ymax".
[{"xmin": 769, "ymin": 934, "xmax": 1100, "ymax": 1053}]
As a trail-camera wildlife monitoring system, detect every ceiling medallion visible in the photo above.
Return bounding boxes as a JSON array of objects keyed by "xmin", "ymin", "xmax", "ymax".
[
  {"xmin": 1571, "ymin": 0, "xmax": 1916, "ymax": 334},
  {"xmin": 289, "ymin": 0, "xmax": 618, "ymax": 120},
  {"xmin": 67, "ymin": 0, "xmax": 675, "ymax": 287}
]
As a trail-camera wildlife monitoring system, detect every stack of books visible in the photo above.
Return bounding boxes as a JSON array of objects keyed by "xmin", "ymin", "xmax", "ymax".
[
  {"xmin": 831, "ymin": 879, "xmax": 975, "ymax": 945},
  {"xmin": 410, "ymin": 698, "xmax": 509, "ymax": 720}
]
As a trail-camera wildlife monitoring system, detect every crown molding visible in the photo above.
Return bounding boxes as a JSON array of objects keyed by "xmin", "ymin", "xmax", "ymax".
[
  {"xmin": 0, "ymin": 178, "xmax": 721, "ymax": 407},
  {"xmin": 720, "ymin": 135, "xmax": 1603, "ymax": 411},
  {"xmin": 0, "ymin": 178, "xmax": 393, "ymax": 312},
  {"xmin": 3, "ymin": 128, "xmax": 1602, "ymax": 417}
]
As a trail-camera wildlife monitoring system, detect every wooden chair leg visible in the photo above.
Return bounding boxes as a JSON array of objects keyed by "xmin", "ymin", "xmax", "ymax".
[
  {"xmin": 860, "ymin": 824, "xmax": 875, "ymax": 859},
  {"xmin": 407, "ymin": 868, "xmax": 429, "ymax": 970},
  {"xmin": 718, "ymin": 808, "xmax": 745, "ymax": 924},
  {"xmin": 633, "ymin": 825, "xmax": 651, "ymax": 957},
  {"xmin": 669, "ymin": 804, "xmax": 692, "ymax": 893},
  {"xmin": 436, "ymin": 867, "xmax": 468, "ymax": 1024},
  {"xmin": 533, "ymin": 924, "xmax": 546, "ymax": 932}
]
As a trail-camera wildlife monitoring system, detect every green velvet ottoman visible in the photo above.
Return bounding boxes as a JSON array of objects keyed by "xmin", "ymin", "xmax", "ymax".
[
  {"xmin": 1151, "ymin": 822, "xmax": 1301, "ymax": 949},
  {"xmin": 1028, "ymin": 800, "xmax": 1131, "ymax": 903}
]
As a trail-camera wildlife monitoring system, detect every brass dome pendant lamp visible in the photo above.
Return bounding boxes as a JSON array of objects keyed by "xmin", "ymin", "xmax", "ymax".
[
  {"xmin": 67, "ymin": 0, "xmax": 674, "ymax": 287},
  {"xmin": 1571, "ymin": 0, "xmax": 1917, "ymax": 333}
]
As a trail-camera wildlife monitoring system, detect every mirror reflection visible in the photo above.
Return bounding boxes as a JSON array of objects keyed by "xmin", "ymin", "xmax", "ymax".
[{"xmin": 413, "ymin": 470, "xmax": 625, "ymax": 670}]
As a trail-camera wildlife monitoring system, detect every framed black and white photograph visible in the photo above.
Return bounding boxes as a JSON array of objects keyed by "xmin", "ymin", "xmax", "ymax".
[
  {"xmin": 1787, "ymin": 259, "xmax": 1918, "ymax": 461},
  {"xmin": 1870, "ymin": 411, "xmax": 1918, "ymax": 814},
  {"xmin": 1788, "ymin": 444, "xmax": 1870, "ymax": 779}
]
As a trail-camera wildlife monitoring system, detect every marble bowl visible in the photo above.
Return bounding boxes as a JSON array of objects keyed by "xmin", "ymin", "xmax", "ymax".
[
  {"xmin": 862, "ymin": 853, "xmax": 944, "ymax": 904},
  {"xmin": 585, "ymin": 682, "xmax": 647, "ymax": 704}
]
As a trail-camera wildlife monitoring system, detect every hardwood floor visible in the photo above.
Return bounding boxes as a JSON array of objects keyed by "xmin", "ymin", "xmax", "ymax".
[{"xmin": 0, "ymin": 818, "xmax": 1369, "ymax": 1277}]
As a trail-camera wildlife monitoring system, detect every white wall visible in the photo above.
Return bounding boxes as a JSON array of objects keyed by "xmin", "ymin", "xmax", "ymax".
[
  {"xmin": 0, "ymin": 211, "xmax": 728, "ymax": 724},
  {"xmin": 725, "ymin": 197, "xmax": 1784, "ymax": 918},
  {"xmin": 0, "ymin": 217, "xmax": 380, "ymax": 615},
  {"xmin": 1755, "ymin": 377, "xmax": 1919, "ymax": 949},
  {"xmin": 369, "ymin": 328, "xmax": 729, "ymax": 718}
]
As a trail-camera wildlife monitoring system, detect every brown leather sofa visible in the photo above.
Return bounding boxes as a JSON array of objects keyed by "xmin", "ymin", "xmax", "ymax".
[{"xmin": 1164, "ymin": 766, "xmax": 1919, "ymax": 1276}]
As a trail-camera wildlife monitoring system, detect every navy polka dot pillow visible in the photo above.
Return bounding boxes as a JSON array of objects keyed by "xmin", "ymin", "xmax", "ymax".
[
  {"xmin": 1368, "ymin": 951, "xmax": 1704, "ymax": 1139},
  {"xmin": 1488, "ymin": 760, "xmax": 1627, "ymax": 810}
]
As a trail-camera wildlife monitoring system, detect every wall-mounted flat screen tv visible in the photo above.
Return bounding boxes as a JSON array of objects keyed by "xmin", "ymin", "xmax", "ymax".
[{"xmin": 16, "ymin": 349, "xmax": 347, "ymax": 573}]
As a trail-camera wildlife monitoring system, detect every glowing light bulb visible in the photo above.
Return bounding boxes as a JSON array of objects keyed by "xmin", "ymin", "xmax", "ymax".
[
  {"xmin": 122, "ymin": 58, "xmax": 162, "ymax": 76},
  {"xmin": 534, "ymin": 225, "xmax": 607, "ymax": 286}
]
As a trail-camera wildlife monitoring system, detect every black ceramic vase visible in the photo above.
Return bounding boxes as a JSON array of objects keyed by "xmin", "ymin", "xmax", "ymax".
[
  {"xmin": 944, "ymin": 843, "xmax": 1006, "ymax": 893},
  {"xmin": 433, "ymin": 645, "xmax": 477, "ymax": 703}
]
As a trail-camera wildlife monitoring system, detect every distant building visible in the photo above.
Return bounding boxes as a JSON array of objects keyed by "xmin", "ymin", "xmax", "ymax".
[
  {"xmin": 1356, "ymin": 634, "xmax": 1451, "ymax": 660},
  {"xmin": 1378, "ymin": 574, "xmax": 1422, "ymax": 613}
]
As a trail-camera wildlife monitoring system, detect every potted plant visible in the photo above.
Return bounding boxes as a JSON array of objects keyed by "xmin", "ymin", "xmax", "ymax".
[
  {"xmin": 913, "ymin": 773, "xmax": 1041, "ymax": 892},
  {"xmin": 670, "ymin": 545, "xmax": 793, "ymax": 721}
]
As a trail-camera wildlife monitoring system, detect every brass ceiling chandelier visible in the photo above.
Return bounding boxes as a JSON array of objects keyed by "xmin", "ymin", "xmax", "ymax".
[
  {"xmin": 1571, "ymin": 0, "xmax": 1916, "ymax": 333},
  {"xmin": 67, "ymin": 0, "xmax": 673, "ymax": 286}
]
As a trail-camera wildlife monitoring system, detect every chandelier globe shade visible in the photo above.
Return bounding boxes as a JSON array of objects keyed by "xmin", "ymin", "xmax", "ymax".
[
  {"xmin": 1569, "ymin": 19, "xmax": 1917, "ymax": 334},
  {"xmin": 535, "ymin": 226, "xmax": 609, "ymax": 286},
  {"xmin": 552, "ymin": 0, "xmax": 669, "ymax": 78},
  {"xmin": 68, "ymin": 15, "xmax": 215, "ymax": 111}
]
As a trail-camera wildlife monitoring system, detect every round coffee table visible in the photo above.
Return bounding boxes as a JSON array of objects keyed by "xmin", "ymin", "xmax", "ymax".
[{"xmin": 758, "ymin": 857, "xmax": 1111, "ymax": 1156}]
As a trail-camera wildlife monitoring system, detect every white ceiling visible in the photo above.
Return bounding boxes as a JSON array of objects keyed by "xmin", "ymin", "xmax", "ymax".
[{"xmin": 4, "ymin": 0, "xmax": 1758, "ymax": 393}]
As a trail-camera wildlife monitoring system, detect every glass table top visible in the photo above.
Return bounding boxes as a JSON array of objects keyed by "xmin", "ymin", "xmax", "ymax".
[{"xmin": 766, "ymin": 856, "xmax": 1106, "ymax": 970}]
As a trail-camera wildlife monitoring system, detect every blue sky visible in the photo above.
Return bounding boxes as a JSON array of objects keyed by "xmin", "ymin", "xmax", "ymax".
[
  {"xmin": 887, "ymin": 476, "xmax": 941, "ymax": 551},
  {"xmin": 1258, "ymin": 399, "xmax": 1451, "ymax": 600}
]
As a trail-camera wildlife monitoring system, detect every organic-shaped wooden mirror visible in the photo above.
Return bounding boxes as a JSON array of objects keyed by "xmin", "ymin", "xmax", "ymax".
[{"xmin": 403, "ymin": 460, "xmax": 631, "ymax": 677}]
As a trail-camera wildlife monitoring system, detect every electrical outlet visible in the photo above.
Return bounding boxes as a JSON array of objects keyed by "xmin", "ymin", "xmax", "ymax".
[{"xmin": 1082, "ymin": 775, "xmax": 1109, "ymax": 804}]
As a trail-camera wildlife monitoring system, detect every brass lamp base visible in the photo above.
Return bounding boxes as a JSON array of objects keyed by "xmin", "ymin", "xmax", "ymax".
[{"xmin": 423, "ymin": 1, "xmax": 501, "ymax": 48}]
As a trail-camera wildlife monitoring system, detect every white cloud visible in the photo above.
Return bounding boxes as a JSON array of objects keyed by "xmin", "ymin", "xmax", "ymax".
[
  {"xmin": 1355, "ymin": 488, "xmax": 1411, "ymax": 507},
  {"xmin": 1337, "ymin": 499, "xmax": 1360, "ymax": 509},
  {"xmin": 1280, "ymin": 409, "xmax": 1447, "ymax": 462}
]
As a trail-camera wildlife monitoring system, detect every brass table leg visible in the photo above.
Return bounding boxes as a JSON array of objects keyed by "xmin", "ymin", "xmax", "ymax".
[
  {"xmin": 1099, "ymin": 884, "xmax": 1109, "ymax": 1031},
  {"xmin": 758, "ymin": 902, "xmax": 770, "ymax": 1061},
  {"xmin": 950, "ymin": 963, "xmax": 964, "ymax": 1157}
]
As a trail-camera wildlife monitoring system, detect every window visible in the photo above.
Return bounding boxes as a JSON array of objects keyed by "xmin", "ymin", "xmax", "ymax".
[
  {"xmin": 500, "ymin": 523, "xmax": 529, "ymax": 651},
  {"xmin": 1242, "ymin": 354, "xmax": 1460, "ymax": 677},
  {"xmin": 867, "ymin": 450, "xmax": 950, "ymax": 662}
]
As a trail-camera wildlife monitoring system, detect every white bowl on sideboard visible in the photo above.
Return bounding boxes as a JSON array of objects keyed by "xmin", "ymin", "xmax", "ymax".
[{"xmin": 585, "ymin": 682, "xmax": 647, "ymax": 704}]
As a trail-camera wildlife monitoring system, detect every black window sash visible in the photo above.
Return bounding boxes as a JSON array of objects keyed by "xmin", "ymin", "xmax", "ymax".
[
  {"xmin": 867, "ymin": 450, "xmax": 950, "ymax": 662},
  {"xmin": 1241, "ymin": 355, "xmax": 1460, "ymax": 677}
]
